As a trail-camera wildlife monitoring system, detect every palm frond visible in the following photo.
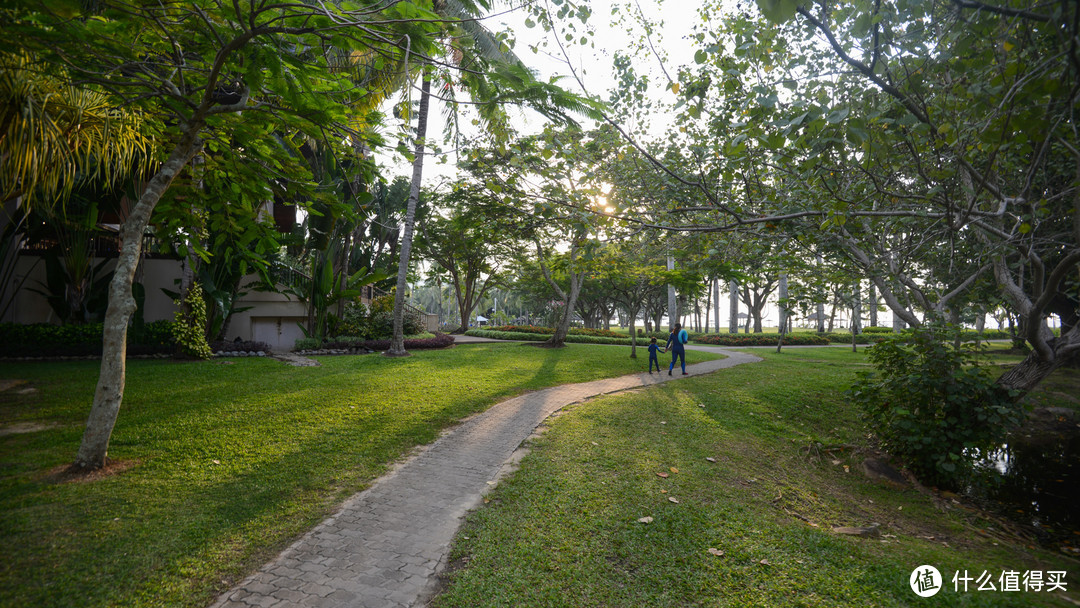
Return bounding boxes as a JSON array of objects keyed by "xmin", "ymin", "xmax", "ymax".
[{"xmin": 0, "ymin": 51, "xmax": 152, "ymax": 207}]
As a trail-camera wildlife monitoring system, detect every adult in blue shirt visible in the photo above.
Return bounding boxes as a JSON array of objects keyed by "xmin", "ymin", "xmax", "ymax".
[{"xmin": 666, "ymin": 322, "xmax": 689, "ymax": 376}]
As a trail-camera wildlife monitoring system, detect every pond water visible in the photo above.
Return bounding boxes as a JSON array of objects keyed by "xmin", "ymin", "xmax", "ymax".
[{"xmin": 967, "ymin": 413, "xmax": 1080, "ymax": 556}]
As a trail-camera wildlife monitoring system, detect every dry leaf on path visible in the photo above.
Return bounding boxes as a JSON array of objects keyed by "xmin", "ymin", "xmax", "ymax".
[{"xmin": 637, "ymin": 516, "xmax": 654, "ymax": 524}]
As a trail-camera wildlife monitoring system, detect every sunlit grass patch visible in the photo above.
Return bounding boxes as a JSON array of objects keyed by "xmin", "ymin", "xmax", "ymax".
[
  {"xmin": 435, "ymin": 348, "xmax": 1075, "ymax": 607},
  {"xmin": 0, "ymin": 343, "xmax": 719, "ymax": 608}
]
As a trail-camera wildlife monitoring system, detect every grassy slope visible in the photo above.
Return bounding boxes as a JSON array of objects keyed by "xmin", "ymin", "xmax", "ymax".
[
  {"xmin": 0, "ymin": 343, "xmax": 719, "ymax": 608},
  {"xmin": 435, "ymin": 348, "xmax": 1078, "ymax": 607}
]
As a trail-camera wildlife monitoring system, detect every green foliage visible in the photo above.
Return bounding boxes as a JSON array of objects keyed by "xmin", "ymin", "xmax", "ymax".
[
  {"xmin": 466, "ymin": 329, "xmax": 636, "ymax": 346},
  {"xmin": 331, "ymin": 293, "xmax": 423, "ymax": 341},
  {"xmin": 0, "ymin": 320, "xmax": 174, "ymax": 357},
  {"xmin": 171, "ymin": 283, "xmax": 213, "ymax": 360},
  {"xmin": 486, "ymin": 325, "xmax": 626, "ymax": 338},
  {"xmin": 293, "ymin": 337, "xmax": 322, "ymax": 351},
  {"xmin": 694, "ymin": 333, "xmax": 830, "ymax": 346},
  {"xmin": 849, "ymin": 325, "xmax": 1023, "ymax": 488}
]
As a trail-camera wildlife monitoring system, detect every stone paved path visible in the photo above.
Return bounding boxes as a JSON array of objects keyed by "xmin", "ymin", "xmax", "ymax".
[{"xmin": 209, "ymin": 345, "xmax": 761, "ymax": 608}]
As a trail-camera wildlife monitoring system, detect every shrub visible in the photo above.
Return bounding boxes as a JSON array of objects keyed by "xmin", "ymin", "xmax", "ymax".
[
  {"xmin": 0, "ymin": 321, "xmax": 176, "ymax": 358},
  {"xmin": 692, "ymin": 333, "xmax": 831, "ymax": 346},
  {"xmin": 210, "ymin": 340, "xmax": 271, "ymax": 354},
  {"xmin": 171, "ymin": 283, "xmax": 213, "ymax": 359},
  {"xmin": 309, "ymin": 332, "xmax": 455, "ymax": 352},
  {"xmin": 848, "ymin": 324, "xmax": 1023, "ymax": 488},
  {"xmin": 335, "ymin": 294, "xmax": 426, "ymax": 340},
  {"xmin": 465, "ymin": 329, "xmax": 648, "ymax": 346},
  {"xmin": 294, "ymin": 337, "xmax": 322, "ymax": 351}
]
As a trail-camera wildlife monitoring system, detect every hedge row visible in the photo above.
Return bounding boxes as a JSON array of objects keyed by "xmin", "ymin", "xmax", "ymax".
[
  {"xmin": 0, "ymin": 322, "xmax": 273, "ymax": 358},
  {"xmin": 485, "ymin": 325, "xmax": 627, "ymax": 339},
  {"xmin": 465, "ymin": 329, "xmax": 643, "ymax": 346},
  {"xmin": 694, "ymin": 329, "xmax": 1014, "ymax": 346},
  {"xmin": 693, "ymin": 333, "xmax": 831, "ymax": 346},
  {"xmin": 0, "ymin": 321, "xmax": 176, "ymax": 358},
  {"xmin": 315, "ymin": 332, "xmax": 456, "ymax": 352},
  {"xmin": 817, "ymin": 328, "xmax": 1012, "ymax": 344}
]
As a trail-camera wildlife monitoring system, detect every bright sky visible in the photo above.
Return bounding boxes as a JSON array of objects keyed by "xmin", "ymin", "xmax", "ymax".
[{"xmin": 376, "ymin": 0, "xmax": 700, "ymax": 183}]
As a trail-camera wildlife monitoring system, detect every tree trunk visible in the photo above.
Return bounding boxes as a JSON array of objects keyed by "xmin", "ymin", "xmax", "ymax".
[
  {"xmin": 713, "ymin": 277, "xmax": 720, "ymax": 336},
  {"xmin": 893, "ymin": 309, "xmax": 906, "ymax": 332},
  {"xmin": 997, "ymin": 327, "xmax": 1079, "ymax": 396},
  {"xmin": 667, "ymin": 254, "xmax": 676, "ymax": 329},
  {"xmin": 547, "ymin": 271, "xmax": 582, "ymax": 347},
  {"xmin": 387, "ymin": 76, "xmax": 431, "ymax": 357},
  {"xmin": 703, "ymin": 282, "xmax": 711, "ymax": 333},
  {"xmin": 776, "ymin": 273, "xmax": 788, "ymax": 353},
  {"xmin": 75, "ymin": 130, "xmax": 203, "ymax": 470},
  {"xmin": 628, "ymin": 306, "xmax": 639, "ymax": 358},
  {"xmin": 868, "ymin": 284, "xmax": 878, "ymax": 327},
  {"xmin": 728, "ymin": 280, "xmax": 739, "ymax": 334},
  {"xmin": 852, "ymin": 284, "xmax": 862, "ymax": 335}
]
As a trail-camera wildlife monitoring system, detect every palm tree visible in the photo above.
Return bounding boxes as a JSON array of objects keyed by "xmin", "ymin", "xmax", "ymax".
[
  {"xmin": 386, "ymin": 0, "xmax": 603, "ymax": 355},
  {"xmin": 0, "ymin": 51, "xmax": 149, "ymax": 213}
]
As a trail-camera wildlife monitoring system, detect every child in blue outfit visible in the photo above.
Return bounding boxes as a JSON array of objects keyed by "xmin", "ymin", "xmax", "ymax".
[{"xmin": 647, "ymin": 337, "xmax": 665, "ymax": 373}]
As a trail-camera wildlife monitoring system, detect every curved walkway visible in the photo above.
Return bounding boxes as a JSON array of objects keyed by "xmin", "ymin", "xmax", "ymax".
[{"xmin": 209, "ymin": 345, "xmax": 761, "ymax": 608}]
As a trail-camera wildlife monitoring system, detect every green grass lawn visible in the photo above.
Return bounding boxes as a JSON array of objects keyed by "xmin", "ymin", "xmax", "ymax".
[
  {"xmin": 433, "ymin": 348, "xmax": 1079, "ymax": 607},
  {"xmin": 0, "ymin": 343, "xmax": 720, "ymax": 608}
]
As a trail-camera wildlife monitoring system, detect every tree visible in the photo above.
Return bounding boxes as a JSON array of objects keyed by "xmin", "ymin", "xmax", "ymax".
[
  {"xmin": 417, "ymin": 185, "xmax": 517, "ymax": 333},
  {"xmin": 541, "ymin": 0, "xmax": 1077, "ymax": 399},
  {"xmin": 7, "ymin": 0, "xmax": 443, "ymax": 469},
  {"xmin": 599, "ymin": 241, "xmax": 668, "ymax": 357},
  {"xmin": 384, "ymin": 0, "xmax": 603, "ymax": 356}
]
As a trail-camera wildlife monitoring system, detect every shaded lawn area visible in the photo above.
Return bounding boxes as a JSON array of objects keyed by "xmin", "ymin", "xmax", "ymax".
[
  {"xmin": 435, "ymin": 348, "xmax": 1078, "ymax": 607},
  {"xmin": 0, "ymin": 343, "xmax": 721, "ymax": 608}
]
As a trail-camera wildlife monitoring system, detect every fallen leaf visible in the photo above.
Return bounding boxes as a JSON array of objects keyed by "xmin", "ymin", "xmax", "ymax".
[
  {"xmin": 657, "ymin": 472, "xmax": 669, "ymax": 478},
  {"xmin": 706, "ymin": 457, "xmax": 716, "ymax": 463},
  {"xmin": 668, "ymin": 496, "xmax": 680, "ymax": 504},
  {"xmin": 708, "ymin": 548, "xmax": 724, "ymax": 556},
  {"xmin": 660, "ymin": 421, "xmax": 667, "ymax": 425},
  {"xmin": 211, "ymin": 460, "xmax": 221, "ymax": 465},
  {"xmin": 759, "ymin": 559, "xmax": 771, "ymax": 565},
  {"xmin": 670, "ymin": 467, "xmax": 679, "ymax": 474},
  {"xmin": 843, "ymin": 465, "xmax": 850, "ymax": 473},
  {"xmin": 796, "ymin": 559, "xmax": 805, "ymax": 564},
  {"xmin": 698, "ymin": 403, "xmax": 706, "ymax": 408},
  {"xmin": 591, "ymin": 441, "xmax": 598, "ymax": 446},
  {"xmin": 637, "ymin": 516, "xmax": 654, "ymax": 524},
  {"xmin": 831, "ymin": 459, "xmax": 841, "ymax": 466},
  {"xmin": 660, "ymin": 489, "xmax": 668, "ymax": 494}
]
